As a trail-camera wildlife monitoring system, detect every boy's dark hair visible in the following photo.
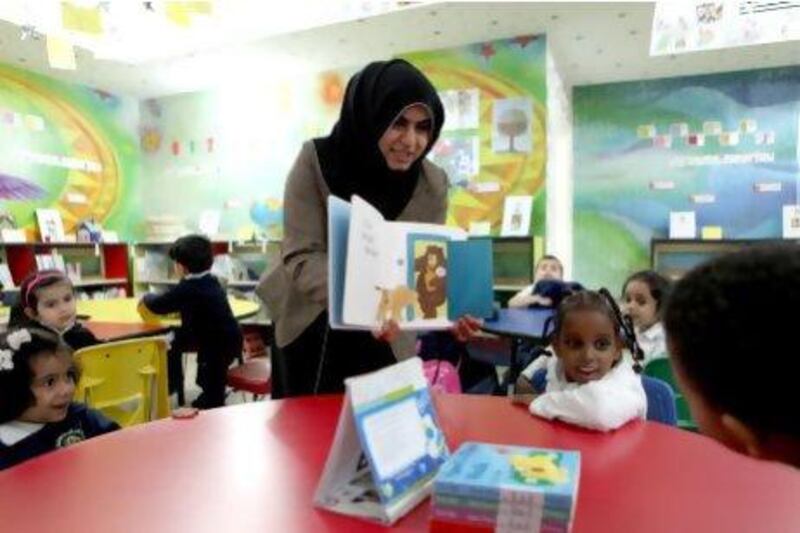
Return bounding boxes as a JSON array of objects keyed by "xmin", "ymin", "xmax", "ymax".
[
  {"xmin": 549, "ymin": 289, "xmax": 643, "ymax": 371},
  {"xmin": 9, "ymin": 270, "xmax": 72, "ymax": 329},
  {"xmin": 663, "ymin": 244, "xmax": 800, "ymax": 437},
  {"xmin": 0, "ymin": 328, "xmax": 76, "ymax": 423},
  {"xmin": 623, "ymin": 270, "xmax": 672, "ymax": 313},
  {"xmin": 169, "ymin": 234, "xmax": 214, "ymax": 274}
]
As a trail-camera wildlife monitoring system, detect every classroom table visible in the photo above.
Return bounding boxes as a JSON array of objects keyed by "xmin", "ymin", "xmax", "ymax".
[
  {"xmin": 1, "ymin": 394, "xmax": 797, "ymax": 533},
  {"xmin": 481, "ymin": 308, "xmax": 554, "ymax": 394},
  {"xmin": 77, "ymin": 297, "xmax": 261, "ymax": 341}
]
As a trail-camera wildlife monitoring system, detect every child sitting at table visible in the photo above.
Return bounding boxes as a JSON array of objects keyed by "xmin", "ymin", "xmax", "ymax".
[
  {"xmin": 0, "ymin": 328, "xmax": 118, "ymax": 470},
  {"xmin": 508, "ymin": 255, "xmax": 566, "ymax": 308},
  {"xmin": 138, "ymin": 235, "xmax": 242, "ymax": 409},
  {"xmin": 516, "ymin": 290, "xmax": 647, "ymax": 431},
  {"xmin": 621, "ymin": 270, "xmax": 671, "ymax": 365},
  {"xmin": 664, "ymin": 245, "xmax": 800, "ymax": 468},
  {"xmin": 6, "ymin": 270, "xmax": 98, "ymax": 351}
]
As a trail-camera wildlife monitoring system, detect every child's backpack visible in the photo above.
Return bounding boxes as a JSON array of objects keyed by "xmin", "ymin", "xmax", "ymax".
[{"xmin": 422, "ymin": 359, "xmax": 462, "ymax": 394}]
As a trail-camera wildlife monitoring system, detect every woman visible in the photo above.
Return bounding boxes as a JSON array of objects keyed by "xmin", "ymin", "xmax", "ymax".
[{"xmin": 258, "ymin": 59, "xmax": 479, "ymax": 397}]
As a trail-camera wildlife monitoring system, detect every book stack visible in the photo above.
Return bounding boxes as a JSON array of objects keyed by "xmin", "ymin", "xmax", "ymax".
[{"xmin": 431, "ymin": 442, "xmax": 580, "ymax": 533}]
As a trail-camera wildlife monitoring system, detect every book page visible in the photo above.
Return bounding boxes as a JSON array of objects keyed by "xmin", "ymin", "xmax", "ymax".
[
  {"xmin": 361, "ymin": 397, "xmax": 427, "ymax": 480},
  {"xmin": 343, "ymin": 196, "xmax": 389, "ymax": 327}
]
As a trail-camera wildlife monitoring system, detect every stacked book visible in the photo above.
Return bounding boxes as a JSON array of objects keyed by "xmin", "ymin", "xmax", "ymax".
[{"xmin": 431, "ymin": 442, "xmax": 580, "ymax": 533}]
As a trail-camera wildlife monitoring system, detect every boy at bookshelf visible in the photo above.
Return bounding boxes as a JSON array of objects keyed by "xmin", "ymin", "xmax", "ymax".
[
  {"xmin": 664, "ymin": 245, "xmax": 800, "ymax": 468},
  {"xmin": 138, "ymin": 235, "xmax": 242, "ymax": 409}
]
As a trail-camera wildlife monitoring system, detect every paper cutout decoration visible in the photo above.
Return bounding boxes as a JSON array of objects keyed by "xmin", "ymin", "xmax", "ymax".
[
  {"xmin": 669, "ymin": 211, "xmax": 696, "ymax": 239},
  {"xmin": 783, "ymin": 205, "xmax": 800, "ymax": 239},
  {"xmin": 46, "ymin": 36, "xmax": 77, "ymax": 70},
  {"xmin": 701, "ymin": 226, "xmax": 723, "ymax": 240},
  {"xmin": 501, "ymin": 196, "xmax": 533, "ymax": 237},
  {"xmin": 315, "ymin": 358, "xmax": 449, "ymax": 525},
  {"xmin": 62, "ymin": 2, "xmax": 103, "ymax": 35}
]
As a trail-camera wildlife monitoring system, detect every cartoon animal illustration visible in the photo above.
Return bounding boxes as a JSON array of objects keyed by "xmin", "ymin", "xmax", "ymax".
[
  {"xmin": 510, "ymin": 453, "xmax": 569, "ymax": 486},
  {"xmin": 375, "ymin": 285, "xmax": 418, "ymax": 323},
  {"xmin": 414, "ymin": 244, "xmax": 447, "ymax": 319}
]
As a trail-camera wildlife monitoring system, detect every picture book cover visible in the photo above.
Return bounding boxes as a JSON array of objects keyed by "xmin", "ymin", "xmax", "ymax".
[{"xmin": 329, "ymin": 195, "xmax": 493, "ymax": 331}]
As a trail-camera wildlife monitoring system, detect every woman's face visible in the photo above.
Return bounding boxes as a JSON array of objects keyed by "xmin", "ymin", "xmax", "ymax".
[{"xmin": 378, "ymin": 104, "xmax": 432, "ymax": 171}]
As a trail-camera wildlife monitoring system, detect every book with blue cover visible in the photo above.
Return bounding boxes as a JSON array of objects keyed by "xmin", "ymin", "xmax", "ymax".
[
  {"xmin": 433, "ymin": 442, "xmax": 581, "ymax": 532},
  {"xmin": 328, "ymin": 195, "xmax": 494, "ymax": 331}
]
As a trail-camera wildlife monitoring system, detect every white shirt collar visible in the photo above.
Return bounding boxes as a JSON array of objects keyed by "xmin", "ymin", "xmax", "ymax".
[{"xmin": 184, "ymin": 270, "xmax": 211, "ymax": 280}]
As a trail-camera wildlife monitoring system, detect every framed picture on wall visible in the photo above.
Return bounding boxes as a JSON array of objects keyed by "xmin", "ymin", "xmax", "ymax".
[
  {"xmin": 35, "ymin": 209, "xmax": 65, "ymax": 243},
  {"xmin": 783, "ymin": 205, "xmax": 800, "ymax": 239},
  {"xmin": 501, "ymin": 195, "xmax": 533, "ymax": 237}
]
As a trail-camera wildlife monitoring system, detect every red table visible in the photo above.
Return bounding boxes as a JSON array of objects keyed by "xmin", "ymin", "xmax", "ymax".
[{"xmin": 1, "ymin": 395, "xmax": 798, "ymax": 533}]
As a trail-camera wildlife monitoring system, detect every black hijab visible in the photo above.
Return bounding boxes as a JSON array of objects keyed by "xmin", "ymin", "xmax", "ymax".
[{"xmin": 314, "ymin": 59, "xmax": 445, "ymax": 220}]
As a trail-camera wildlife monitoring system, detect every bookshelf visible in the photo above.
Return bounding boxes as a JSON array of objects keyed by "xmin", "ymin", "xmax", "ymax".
[
  {"xmin": 651, "ymin": 238, "xmax": 796, "ymax": 280},
  {"xmin": 0, "ymin": 242, "xmax": 131, "ymax": 298}
]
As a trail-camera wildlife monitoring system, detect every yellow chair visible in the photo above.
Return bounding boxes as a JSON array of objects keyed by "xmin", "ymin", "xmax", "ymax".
[{"xmin": 75, "ymin": 337, "xmax": 171, "ymax": 428}]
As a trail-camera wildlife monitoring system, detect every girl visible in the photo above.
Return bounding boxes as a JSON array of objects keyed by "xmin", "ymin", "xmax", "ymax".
[
  {"xmin": 508, "ymin": 255, "xmax": 570, "ymax": 308},
  {"xmin": 8, "ymin": 270, "xmax": 98, "ymax": 351},
  {"xmin": 0, "ymin": 328, "xmax": 118, "ymax": 470},
  {"xmin": 518, "ymin": 290, "xmax": 647, "ymax": 431},
  {"xmin": 621, "ymin": 270, "xmax": 671, "ymax": 365}
]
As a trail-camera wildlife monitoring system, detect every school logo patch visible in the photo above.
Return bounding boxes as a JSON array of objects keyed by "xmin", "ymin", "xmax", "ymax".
[{"xmin": 56, "ymin": 428, "xmax": 86, "ymax": 448}]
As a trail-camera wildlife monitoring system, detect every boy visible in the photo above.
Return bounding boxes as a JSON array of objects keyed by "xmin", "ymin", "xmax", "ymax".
[
  {"xmin": 664, "ymin": 244, "xmax": 800, "ymax": 468},
  {"xmin": 139, "ymin": 235, "xmax": 242, "ymax": 409}
]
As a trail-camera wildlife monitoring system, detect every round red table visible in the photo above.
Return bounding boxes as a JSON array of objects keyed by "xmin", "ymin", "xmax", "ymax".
[{"xmin": 1, "ymin": 395, "xmax": 798, "ymax": 532}]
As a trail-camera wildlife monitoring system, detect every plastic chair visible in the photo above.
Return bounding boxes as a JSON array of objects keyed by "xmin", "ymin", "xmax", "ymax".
[
  {"xmin": 529, "ymin": 369, "xmax": 678, "ymax": 426},
  {"xmin": 644, "ymin": 358, "xmax": 698, "ymax": 431},
  {"xmin": 75, "ymin": 337, "xmax": 171, "ymax": 428},
  {"xmin": 641, "ymin": 376, "xmax": 677, "ymax": 426},
  {"xmin": 227, "ymin": 357, "xmax": 271, "ymax": 401}
]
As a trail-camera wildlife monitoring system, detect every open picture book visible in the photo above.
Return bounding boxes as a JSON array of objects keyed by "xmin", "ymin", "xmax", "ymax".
[{"xmin": 329, "ymin": 195, "xmax": 494, "ymax": 331}]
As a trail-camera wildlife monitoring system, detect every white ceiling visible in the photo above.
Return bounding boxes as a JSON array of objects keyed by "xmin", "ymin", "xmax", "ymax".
[{"xmin": 0, "ymin": 1, "xmax": 799, "ymax": 98}]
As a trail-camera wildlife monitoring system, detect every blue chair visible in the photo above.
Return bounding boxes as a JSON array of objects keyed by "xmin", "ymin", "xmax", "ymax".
[
  {"xmin": 641, "ymin": 375, "xmax": 677, "ymax": 426},
  {"xmin": 529, "ymin": 369, "xmax": 677, "ymax": 426}
]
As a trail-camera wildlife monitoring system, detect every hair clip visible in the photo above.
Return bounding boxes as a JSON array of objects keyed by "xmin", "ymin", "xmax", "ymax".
[
  {"xmin": 0, "ymin": 349, "xmax": 13, "ymax": 371},
  {"xmin": 6, "ymin": 329, "xmax": 33, "ymax": 351}
]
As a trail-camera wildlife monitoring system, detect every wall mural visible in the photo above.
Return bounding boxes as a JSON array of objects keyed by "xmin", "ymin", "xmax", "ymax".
[{"xmin": 574, "ymin": 66, "xmax": 800, "ymax": 290}]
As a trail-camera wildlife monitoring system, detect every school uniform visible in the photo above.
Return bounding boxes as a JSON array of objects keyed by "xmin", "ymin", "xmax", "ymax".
[
  {"xmin": 142, "ymin": 272, "xmax": 242, "ymax": 409},
  {"xmin": 521, "ymin": 354, "xmax": 647, "ymax": 432},
  {"xmin": 0, "ymin": 403, "xmax": 118, "ymax": 470}
]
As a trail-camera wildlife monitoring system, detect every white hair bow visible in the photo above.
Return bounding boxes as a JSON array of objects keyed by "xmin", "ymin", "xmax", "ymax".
[{"xmin": 6, "ymin": 329, "xmax": 32, "ymax": 351}]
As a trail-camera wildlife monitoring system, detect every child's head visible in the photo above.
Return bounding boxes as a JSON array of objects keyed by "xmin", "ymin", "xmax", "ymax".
[
  {"xmin": 169, "ymin": 234, "xmax": 213, "ymax": 275},
  {"xmin": 534, "ymin": 255, "xmax": 564, "ymax": 283},
  {"xmin": 664, "ymin": 245, "xmax": 800, "ymax": 467},
  {"xmin": 621, "ymin": 270, "xmax": 671, "ymax": 330},
  {"xmin": 0, "ymin": 328, "xmax": 77, "ymax": 424},
  {"xmin": 18, "ymin": 270, "xmax": 76, "ymax": 333},
  {"xmin": 549, "ymin": 290, "xmax": 633, "ymax": 384}
]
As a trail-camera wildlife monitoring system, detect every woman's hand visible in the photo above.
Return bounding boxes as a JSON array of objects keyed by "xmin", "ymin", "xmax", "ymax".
[
  {"xmin": 450, "ymin": 315, "xmax": 482, "ymax": 343},
  {"xmin": 372, "ymin": 319, "xmax": 401, "ymax": 343}
]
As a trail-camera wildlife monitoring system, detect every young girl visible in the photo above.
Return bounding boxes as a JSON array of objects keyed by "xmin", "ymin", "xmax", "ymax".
[
  {"xmin": 0, "ymin": 328, "xmax": 118, "ymax": 470},
  {"xmin": 8, "ymin": 270, "xmax": 98, "ymax": 351},
  {"xmin": 517, "ymin": 290, "xmax": 647, "ymax": 431},
  {"xmin": 508, "ymin": 255, "xmax": 575, "ymax": 309},
  {"xmin": 621, "ymin": 270, "xmax": 671, "ymax": 365}
]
